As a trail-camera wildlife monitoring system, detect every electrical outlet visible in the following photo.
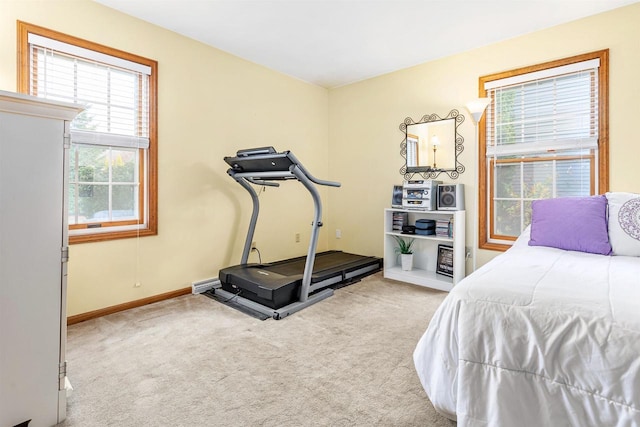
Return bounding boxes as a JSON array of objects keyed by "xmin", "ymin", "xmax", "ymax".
[
  {"xmin": 295, "ymin": 233, "xmax": 300, "ymax": 243},
  {"xmin": 251, "ymin": 241, "xmax": 257, "ymax": 251},
  {"xmin": 134, "ymin": 282, "xmax": 141, "ymax": 288},
  {"xmin": 336, "ymin": 229, "xmax": 342, "ymax": 239}
]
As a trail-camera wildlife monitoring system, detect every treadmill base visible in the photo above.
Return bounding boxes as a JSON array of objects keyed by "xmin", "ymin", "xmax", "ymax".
[{"xmin": 213, "ymin": 287, "xmax": 334, "ymax": 320}]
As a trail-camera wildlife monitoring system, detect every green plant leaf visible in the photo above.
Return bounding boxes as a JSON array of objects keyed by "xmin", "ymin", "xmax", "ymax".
[{"xmin": 392, "ymin": 235, "xmax": 415, "ymax": 254}]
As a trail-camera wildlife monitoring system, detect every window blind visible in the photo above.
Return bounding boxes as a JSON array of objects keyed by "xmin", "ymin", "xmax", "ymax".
[
  {"xmin": 28, "ymin": 33, "xmax": 150, "ymax": 149},
  {"xmin": 485, "ymin": 59, "xmax": 599, "ymax": 157}
]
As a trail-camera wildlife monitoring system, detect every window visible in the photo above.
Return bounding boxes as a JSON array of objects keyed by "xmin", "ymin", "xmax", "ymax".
[
  {"xmin": 478, "ymin": 50, "xmax": 609, "ymax": 251},
  {"xmin": 18, "ymin": 21, "xmax": 157, "ymax": 243}
]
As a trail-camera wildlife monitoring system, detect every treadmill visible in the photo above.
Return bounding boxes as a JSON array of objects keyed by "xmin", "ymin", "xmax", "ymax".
[{"xmin": 215, "ymin": 147, "xmax": 382, "ymax": 320}]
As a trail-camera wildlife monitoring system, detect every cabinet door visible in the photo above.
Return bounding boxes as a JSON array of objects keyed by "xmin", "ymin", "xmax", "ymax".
[{"xmin": 0, "ymin": 112, "xmax": 65, "ymax": 427}]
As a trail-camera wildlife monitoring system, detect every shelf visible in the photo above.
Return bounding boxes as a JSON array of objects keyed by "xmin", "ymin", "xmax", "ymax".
[
  {"xmin": 384, "ymin": 208, "xmax": 465, "ymax": 291},
  {"xmin": 387, "ymin": 208, "xmax": 456, "ymax": 215},
  {"xmin": 383, "ymin": 266, "xmax": 453, "ymax": 292},
  {"xmin": 385, "ymin": 231, "xmax": 453, "ymax": 243}
]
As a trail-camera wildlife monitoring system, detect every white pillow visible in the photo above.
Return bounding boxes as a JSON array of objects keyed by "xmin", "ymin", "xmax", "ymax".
[{"xmin": 606, "ymin": 192, "xmax": 640, "ymax": 256}]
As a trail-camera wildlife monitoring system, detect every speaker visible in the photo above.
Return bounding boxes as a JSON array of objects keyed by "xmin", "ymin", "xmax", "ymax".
[
  {"xmin": 437, "ymin": 184, "xmax": 465, "ymax": 210},
  {"xmin": 391, "ymin": 185, "xmax": 403, "ymax": 208}
]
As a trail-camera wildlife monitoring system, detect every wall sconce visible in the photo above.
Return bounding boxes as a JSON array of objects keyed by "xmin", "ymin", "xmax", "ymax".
[{"xmin": 466, "ymin": 98, "xmax": 491, "ymax": 124}]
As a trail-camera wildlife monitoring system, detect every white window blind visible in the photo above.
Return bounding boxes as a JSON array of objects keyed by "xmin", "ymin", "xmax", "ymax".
[
  {"xmin": 28, "ymin": 33, "xmax": 150, "ymax": 149},
  {"xmin": 485, "ymin": 59, "xmax": 599, "ymax": 157}
]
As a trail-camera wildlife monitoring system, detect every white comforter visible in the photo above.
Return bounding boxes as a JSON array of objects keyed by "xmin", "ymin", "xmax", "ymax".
[{"xmin": 414, "ymin": 232, "xmax": 640, "ymax": 426}]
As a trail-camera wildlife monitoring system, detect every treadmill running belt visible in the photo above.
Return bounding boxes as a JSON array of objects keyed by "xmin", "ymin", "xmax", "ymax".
[{"xmin": 264, "ymin": 251, "xmax": 375, "ymax": 280}]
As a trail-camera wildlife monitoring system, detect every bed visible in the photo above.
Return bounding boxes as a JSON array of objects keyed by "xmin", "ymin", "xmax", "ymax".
[{"xmin": 413, "ymin": 193, "xmax": 640, "ymax": 426}]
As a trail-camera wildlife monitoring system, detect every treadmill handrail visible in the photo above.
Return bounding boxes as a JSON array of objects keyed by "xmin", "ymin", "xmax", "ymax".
[
  {"xmin": 246, "ymin": 178, "xmax": 280, "ymax": 187},
  {"xmin": 231, "ymin": 170, "xmax": 295, "ymax": 180},
  {"xmin": 286, "ymin": 151, "xmax": 341, "ymax": 188},
  {"xmin": 230, "ymin": 165, "xmax": 340, "ymax": 188}
]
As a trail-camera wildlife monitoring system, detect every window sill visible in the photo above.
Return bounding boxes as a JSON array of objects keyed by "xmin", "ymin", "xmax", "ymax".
[
  {"xmin": 479, "ymin": 241, "xmax": 512, "ymax": 252},
  {"xmin": 69, "ymin": 227, "xmax": 157, "ymax": 244}
]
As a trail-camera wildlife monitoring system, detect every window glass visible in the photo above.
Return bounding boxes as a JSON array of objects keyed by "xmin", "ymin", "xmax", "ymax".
[
  {"xmin": 495, "ymin": 163, "xmax": 521, "ymax": 198},
  {"xmin": 522, "ymin": 161, "xmax": 553, "ymax": 199},
  {"xmin": 69, "ymin": 145, "xmax": 139, "ymax": 225},
  {"xmin": 494, "ymin": 200, "xmax": 521, "ymax": 236}
]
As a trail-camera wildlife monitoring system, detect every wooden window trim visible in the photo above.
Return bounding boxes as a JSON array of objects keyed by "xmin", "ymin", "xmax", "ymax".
[
  {"xmin": 17, "ymin": 21, "xmax": 158, "ymax": 244},
  {"xmin": 478, "ymin": 49, "xmax": 609, "ymax": 252}
]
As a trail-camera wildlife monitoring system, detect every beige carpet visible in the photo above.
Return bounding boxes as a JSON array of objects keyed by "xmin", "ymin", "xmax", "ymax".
[{"xmin": 58, "ymin": 273, "xmax": 456, "ymax": 426}]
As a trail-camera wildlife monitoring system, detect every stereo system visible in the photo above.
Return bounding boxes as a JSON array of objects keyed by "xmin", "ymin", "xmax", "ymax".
[
  {"xmin": 401, "ymin": 180, "xmax": 441, "ymax": 210},
  {"xmin": 392, "ymin": 181, "xmax": 465, "ymax": 211},
  {"xmin": 437, "ymin": 184, "xmax": 465, "ymax": 211}
]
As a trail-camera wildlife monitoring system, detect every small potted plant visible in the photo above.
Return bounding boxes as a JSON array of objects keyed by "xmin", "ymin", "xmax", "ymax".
[{"xmin": 393, "ymin": 235, "xmax": 415, "ymax": 271}]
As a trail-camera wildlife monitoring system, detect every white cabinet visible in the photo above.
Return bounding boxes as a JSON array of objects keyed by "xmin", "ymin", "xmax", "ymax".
[
  {"xmin": 0, "ymin": 91, "xmax": 81, "ymax": 427},
  {"xmin": 383, "ymin": 208, "xmax": 465, "ymax": 291}
]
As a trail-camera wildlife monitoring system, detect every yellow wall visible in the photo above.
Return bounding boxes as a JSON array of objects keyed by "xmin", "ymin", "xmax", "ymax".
[
  {"xmin": 327, "ymin": 3, "xmax": 640, "ymax": 269},
  {"xmin": 2, "ymin": 1, "xmax": 639, "ymax": 316},
  {"xmin": 0, "ymin": 0, "xmax": 330, "ymax": 316}
]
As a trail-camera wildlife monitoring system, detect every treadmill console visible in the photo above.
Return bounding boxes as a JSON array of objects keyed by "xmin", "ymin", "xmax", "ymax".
[{"xmin": 224, "ymin": 147, "xmax": 295, "ymax": 173}]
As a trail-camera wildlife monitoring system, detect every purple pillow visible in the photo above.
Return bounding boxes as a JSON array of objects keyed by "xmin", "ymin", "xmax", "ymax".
[{"xmin": 529, "ymin": 195, "xmax": 612, "ymax": 255}]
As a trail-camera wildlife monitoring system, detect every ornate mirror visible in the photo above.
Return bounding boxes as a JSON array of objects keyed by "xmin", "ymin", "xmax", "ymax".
[{"xmin": 399, "ymin": 109, "xmax": 465, "ymax": 179}]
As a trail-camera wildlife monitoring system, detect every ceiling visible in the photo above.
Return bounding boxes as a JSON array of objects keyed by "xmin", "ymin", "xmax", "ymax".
[{"xmin": 94, "ymin": 0, "xmax": 638, "ymax": 88}]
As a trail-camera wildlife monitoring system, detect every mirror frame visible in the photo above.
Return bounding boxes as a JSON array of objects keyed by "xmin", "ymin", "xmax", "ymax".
[{"xmin": 399, "ymin": 109, "xmax": 465, "ymax": 180}]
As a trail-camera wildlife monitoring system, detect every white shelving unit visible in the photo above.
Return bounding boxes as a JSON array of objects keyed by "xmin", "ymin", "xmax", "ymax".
[{"xmin": 383, "ymin": 208, "xmax": 465, "ymax": 292}]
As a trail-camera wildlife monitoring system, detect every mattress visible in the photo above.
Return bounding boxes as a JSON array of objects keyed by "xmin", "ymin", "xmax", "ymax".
[{"xmin": 413, "ymin": 229, "xmax": 640, "ymax": 426}]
